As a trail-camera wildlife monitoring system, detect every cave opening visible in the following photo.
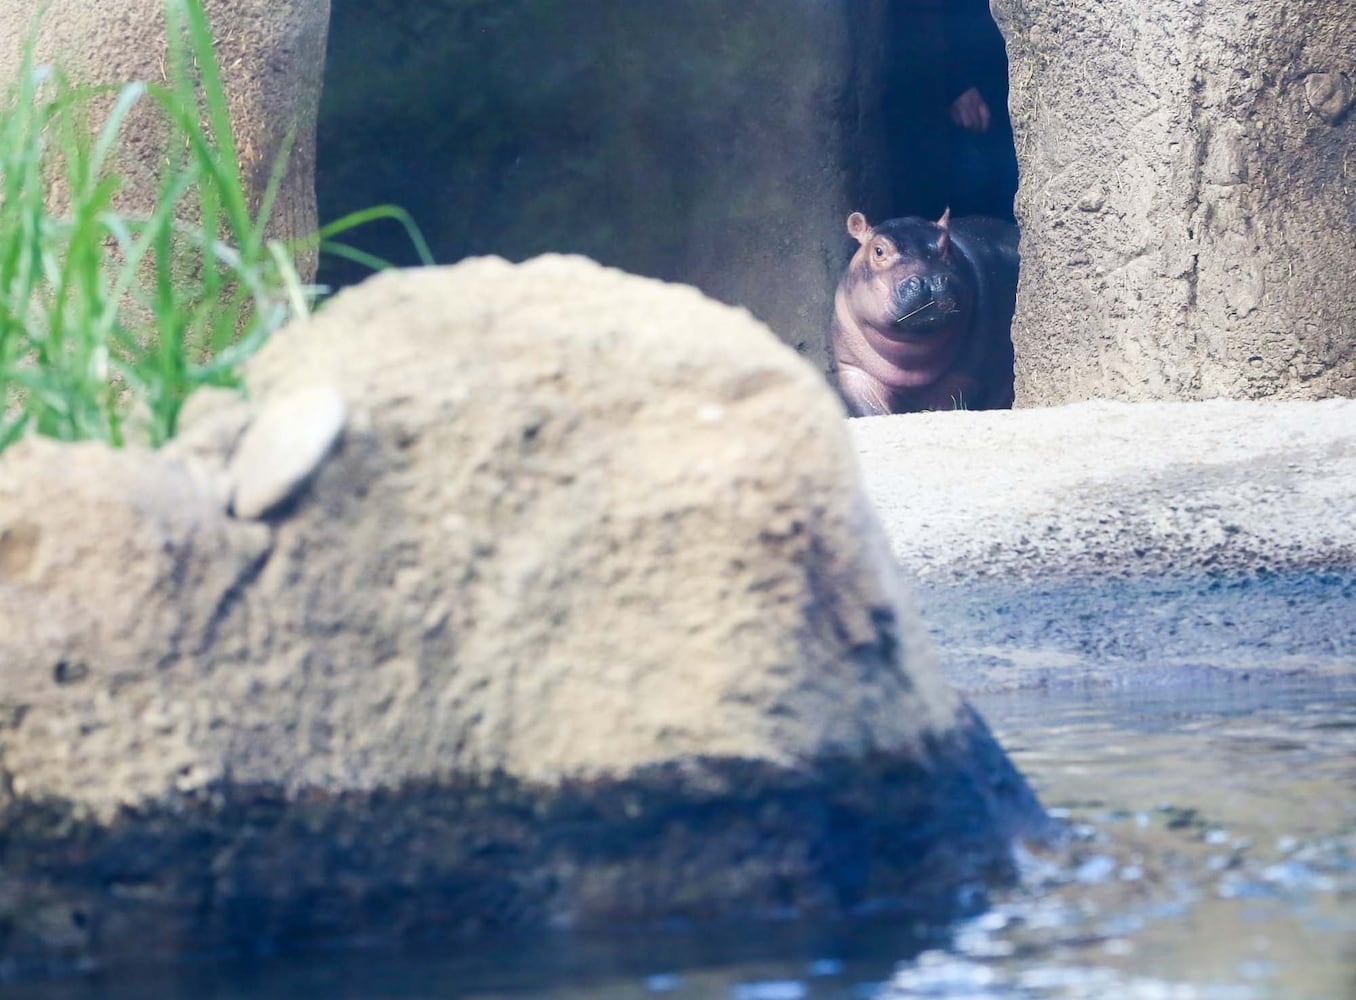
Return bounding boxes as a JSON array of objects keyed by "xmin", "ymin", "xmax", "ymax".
[
  {"xmin": 312, "ymin": 0, "xmax": 1020, "ymax": 368},
  {"xmin": 875, "ymin": 0, "xmax": 1018, "ymax": 225}
]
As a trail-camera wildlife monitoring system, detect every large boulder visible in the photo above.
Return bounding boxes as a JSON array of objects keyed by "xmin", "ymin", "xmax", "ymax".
[
  {"xmin": 0, "ymin": 0, "xmax": 330, "ymax": 280},
  {"xmin": 0, "ymin": 257, "xmax": 1045, "ymax": 977},
  {"xmin": 994, "ymin": 0, "xmax": 1356, "ymax": 404}
]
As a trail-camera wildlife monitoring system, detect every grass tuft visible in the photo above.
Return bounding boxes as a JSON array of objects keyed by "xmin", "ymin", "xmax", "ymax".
[{"xmin": 0, "ymin": 0, "xmax": 431, "ymax": 452}]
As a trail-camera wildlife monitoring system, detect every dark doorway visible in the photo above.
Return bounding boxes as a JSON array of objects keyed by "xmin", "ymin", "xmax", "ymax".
[
  {"xmin": 878, "ymin": 0, "xmax": 1017, "ymax": 222},
  {"xmin": 311, "ymin": 0, "xmax": 1019, "ymax": 353}
]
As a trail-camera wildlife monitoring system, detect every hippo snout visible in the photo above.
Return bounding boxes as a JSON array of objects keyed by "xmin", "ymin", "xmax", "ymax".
[{"xmin": 893, "ymin": 273, "xmax": 956, "ymax": 326}]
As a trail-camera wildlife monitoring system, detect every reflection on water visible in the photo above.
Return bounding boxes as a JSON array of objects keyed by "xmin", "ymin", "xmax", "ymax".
[
  {"xmin": 920, "ymin": 680, "xmax": 1356, "ymax": 1000},
  {"xmin": 10, "ymin": 681, "xmax": 1355, "ymax": 1000}
]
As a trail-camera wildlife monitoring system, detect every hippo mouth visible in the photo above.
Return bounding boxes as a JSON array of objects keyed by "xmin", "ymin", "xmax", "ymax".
[{"xmin": 893, "ymin": 298, "xmax": 951, "ymax": 326}]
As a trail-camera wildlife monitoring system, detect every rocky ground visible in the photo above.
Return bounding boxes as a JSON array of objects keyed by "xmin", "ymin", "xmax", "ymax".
[{"xmin": 849, "ymin": 399, "xmax": 1356, "ymax": 690}]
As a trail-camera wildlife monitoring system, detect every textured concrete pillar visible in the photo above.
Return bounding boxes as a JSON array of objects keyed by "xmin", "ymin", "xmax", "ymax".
[
  {"xmin": 994, "ymin": 0, "xmax": 1356, "ymax": 404},
  {"xmin": 0, "ymin": 0, "xmax": 330, "ymax": 280}
]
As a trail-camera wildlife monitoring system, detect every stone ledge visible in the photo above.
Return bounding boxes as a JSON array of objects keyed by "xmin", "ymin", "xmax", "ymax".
[{"xmin": 851, "ymin": 399, "xmax": 1356, "ymax": 689}]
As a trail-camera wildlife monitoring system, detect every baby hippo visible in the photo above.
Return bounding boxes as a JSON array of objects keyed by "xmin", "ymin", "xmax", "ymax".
[{"xmin": 830, "ymin": 210, "xmax": 1019, "ymax": 416}]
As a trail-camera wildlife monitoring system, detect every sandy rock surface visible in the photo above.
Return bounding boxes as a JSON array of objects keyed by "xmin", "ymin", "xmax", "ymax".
[
  {"xmin": 850, "ymin": 400, "xmax": 1356, "ymax": 688},
  {"xmin": 851, "ymin": 399, "xmax": 1356, "ymax": 581}
]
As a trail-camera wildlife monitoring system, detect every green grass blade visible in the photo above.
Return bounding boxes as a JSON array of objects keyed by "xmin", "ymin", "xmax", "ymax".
[
  {"xmin": 162, "ymin": 0, "xmax": 252, "ymax": 248},
  {"xmin": 251, "ymin": 125, "xmax": 298, "ymax": 246},
  {"xmin": 318, "ymin": 241, "xmax": 404, "ymax": 273},
  {"xmin": 267, "ymin": 239, "xmax": 312, "ymax": 320},
  {"xmin": 1, "ymin": 0, "xmax": 431, "ymax": 455},
  {"xmin": 315, "ymin": 204, "xmax": 436, "ymax": 266},
  {"xmin": 89, "ymin": 81, "xmax": 145, "ymax": 176}
]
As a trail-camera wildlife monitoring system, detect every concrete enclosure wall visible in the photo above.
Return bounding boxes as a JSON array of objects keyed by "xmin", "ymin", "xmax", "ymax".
[
  {"xmin": 319, "ymin": 0, "xmax": 891, "ymax": 366},
  {"xmin": 995, "ymin": 0, "xmax": 1356, "ymax": 405},
  {"xmin": 4, "ymin": 0, "xmax": 1350, "ymax": 404}
]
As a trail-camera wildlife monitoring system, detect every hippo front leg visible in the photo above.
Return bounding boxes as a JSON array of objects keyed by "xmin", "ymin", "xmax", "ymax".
[{"xmin": 835, "ymin": 365, "xmax": 893, "ymax": 417}]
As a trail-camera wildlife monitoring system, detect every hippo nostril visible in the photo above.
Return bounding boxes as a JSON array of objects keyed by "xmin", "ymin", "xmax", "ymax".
[{"xmin": 897, "ymin": 274, "xmax": 930, "ymax": 308}]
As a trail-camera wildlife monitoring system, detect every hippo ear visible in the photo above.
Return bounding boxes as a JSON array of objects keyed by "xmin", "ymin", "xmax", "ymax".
[
  {"xmin": 935, "ymin": 207, "xmax": 952, "ymax": 255},
  {"xmin": 846, "ymin": 212, "xmax": 873, "ymax": 244}
]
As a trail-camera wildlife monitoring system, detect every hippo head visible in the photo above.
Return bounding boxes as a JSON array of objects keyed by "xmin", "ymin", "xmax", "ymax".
[{"xmin": 842, "ymin": 210, "xmax": 973, "ymax": 339}]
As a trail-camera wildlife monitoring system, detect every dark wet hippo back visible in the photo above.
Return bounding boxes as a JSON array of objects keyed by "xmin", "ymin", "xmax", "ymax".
[
  {"xmin": 946, "ymin": 215, "xmax": 1019, "ymax": 336},
  {"xmin": 830, "ymin": 211, "xmax": 1018, "ymax": 416}
]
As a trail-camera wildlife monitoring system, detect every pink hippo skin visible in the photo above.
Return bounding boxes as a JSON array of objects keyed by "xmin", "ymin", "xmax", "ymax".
[{"xmin": 830, "ymin": 210, "xmax": 1018, "ymax": 416}]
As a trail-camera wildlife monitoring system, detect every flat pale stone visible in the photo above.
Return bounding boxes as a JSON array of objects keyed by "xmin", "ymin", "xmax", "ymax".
[{"xmin": 228, "ymin": 384, "xmax": 347, "ymax": 520}]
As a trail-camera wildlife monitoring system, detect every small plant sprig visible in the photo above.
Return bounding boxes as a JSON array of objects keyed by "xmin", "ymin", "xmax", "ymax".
[{"xmin": 0, "ymin": 0, "xmax": 431, "ymax": 452}]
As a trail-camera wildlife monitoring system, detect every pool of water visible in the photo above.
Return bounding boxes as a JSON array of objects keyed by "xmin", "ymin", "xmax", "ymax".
[{"xmin": 11, "ymin": 678, "xmax": 1355, "ymax": 1000}]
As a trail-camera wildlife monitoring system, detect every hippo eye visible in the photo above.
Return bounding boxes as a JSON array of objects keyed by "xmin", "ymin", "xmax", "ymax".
[{"xmin": 872, "ymin": 244, "xmax": 886, "ymax": 259}]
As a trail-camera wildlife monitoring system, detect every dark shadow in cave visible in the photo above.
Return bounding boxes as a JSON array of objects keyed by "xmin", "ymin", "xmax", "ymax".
[
  {"xmin": 311, "ymin": 0, "xmax": 1019, "ymax": 298},
  {"xmin": 876, "ymin": 0, "xmax": 1017, "ymax": 224}
]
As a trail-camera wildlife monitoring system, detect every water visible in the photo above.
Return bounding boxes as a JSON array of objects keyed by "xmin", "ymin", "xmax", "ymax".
[
  {"xmin": 10, "ymin": 679, "xmax": 1355, "ymax": 1000},
  {"xmin": 911, "ymin": 571, "xmax": 1356, "ymax": 691}
]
